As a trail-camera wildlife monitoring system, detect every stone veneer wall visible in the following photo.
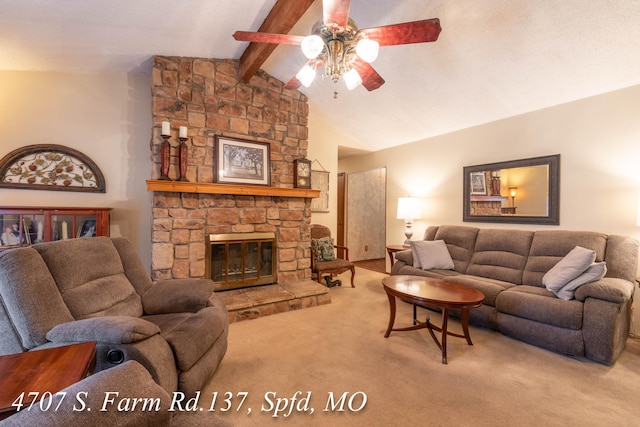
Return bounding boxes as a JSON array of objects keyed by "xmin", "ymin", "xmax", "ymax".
[{"xmin": 150, "ymin": 56, "xmax": 312, "ymax": 283}]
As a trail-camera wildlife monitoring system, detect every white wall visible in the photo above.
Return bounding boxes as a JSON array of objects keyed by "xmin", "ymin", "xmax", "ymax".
[
  {"xmin": 0, "ymin": 71, "xmax": 153, "ymax": 267},
  {"xmin": 340, "ymin": 84, "xmax": 640, "ymax": 330},
  {"xmin": 307, "ymin": 103, "xmax": 363, "ymax": 232}
]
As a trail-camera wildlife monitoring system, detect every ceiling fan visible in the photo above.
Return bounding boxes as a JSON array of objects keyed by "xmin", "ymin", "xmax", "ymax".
[{"xmin": 233, "ymin": 0, "xmax": 441, "ymax": 92}]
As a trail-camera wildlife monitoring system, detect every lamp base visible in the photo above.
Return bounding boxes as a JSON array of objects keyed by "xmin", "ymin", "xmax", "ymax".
[{"xmin": 402, "ymin": 219, "xmax": 414, "ymax": 247}]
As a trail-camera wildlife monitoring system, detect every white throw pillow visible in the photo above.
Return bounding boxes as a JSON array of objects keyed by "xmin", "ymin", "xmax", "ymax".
[
  {"xmin": 543, "ymin": 246, "xmax": 596, "ymax": 292},
  {"xmin": 554, "ymin": 262, "xmax": 607, "ymax": 300},
  {"xmin": 409, "ymin": 240, "xmax": 455, "ymax": 270}
]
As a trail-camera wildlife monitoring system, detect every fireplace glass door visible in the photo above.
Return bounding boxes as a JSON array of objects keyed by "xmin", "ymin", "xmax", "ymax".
[{"xmin": 206, "ymin": 233, "xmax": 276, "ymax": 291}]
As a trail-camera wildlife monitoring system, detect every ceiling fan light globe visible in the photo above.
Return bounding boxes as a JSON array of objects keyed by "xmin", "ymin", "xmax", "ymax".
[
  {"xmin": 296, "ymin": 65, "xmax": 316, "ymax": 87},
  {"xmin": 301, "ymin": 35, "xmax": 324, "ymax": 59},
  {"xmin": 356, "ymin": 38, "xmax": 379, "ymax": 63},
  {"xmin": 344, "ymin": 69, "xmax": 362, "ymax": 90}
]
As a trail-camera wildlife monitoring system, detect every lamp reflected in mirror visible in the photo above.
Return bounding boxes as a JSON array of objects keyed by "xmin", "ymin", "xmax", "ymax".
[{"xmin": 509, "ymin": 187, "xmax": 518, "ymax": 207}]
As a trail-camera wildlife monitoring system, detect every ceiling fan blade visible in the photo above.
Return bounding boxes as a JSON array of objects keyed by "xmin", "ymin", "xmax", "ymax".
[
  {"xmin": 359, "ymin": 18, "xmax": 442, "ymax": 46},
  {"xmin": 284, "ymin": 75, "xmax": 302, "ymax": 90},
  {"xmin": 233, "ymin": 31, "xmax": 304, "ymax": 45},
  {"xmin": 323, "ymin": 0, "xmax": 351, "ymax": 29},
  {"xmin": 351, "ymin": 58, "xmax": 385, "ymax": 91}
]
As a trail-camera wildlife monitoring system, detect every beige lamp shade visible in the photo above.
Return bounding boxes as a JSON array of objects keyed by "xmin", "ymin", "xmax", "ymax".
[{"xmin": 397, "ymin": 197, "xmax": 421, "ymax": 220}]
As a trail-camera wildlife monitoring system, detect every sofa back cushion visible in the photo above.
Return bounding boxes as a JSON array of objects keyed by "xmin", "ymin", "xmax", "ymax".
[
  {"xmin": 428, "ymin": 225, "xmax": 479, "ymax": 273},
  {"xmin": 0, "ymin": 247, "xmax": 74, "ymax": 350},
  {"xmin": 33, "ymin": 237, "xmax": 143, "ymax": 319},
  {"xmin": 466, "ymin": 229, "xmax": 533, "ymax": 284},
  {"xmin": 604, "ymin": 235, "xmax": 639, "ymax": 283},
  {"xmin": 522, "ymin": 230, "xmax": 608, "ymax": 287},
  {"xmin": 111, "ymin": 237, "xmax": 154, "ymax": 296}
]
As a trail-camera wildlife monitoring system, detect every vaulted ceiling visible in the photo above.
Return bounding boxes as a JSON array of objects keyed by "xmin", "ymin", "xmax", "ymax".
[{"xmin": 1, "ymin": 0, "xmax": 639, "ymax": 155}]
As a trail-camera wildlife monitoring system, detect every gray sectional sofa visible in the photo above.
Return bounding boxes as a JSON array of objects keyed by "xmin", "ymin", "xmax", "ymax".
[
  {"xmin": 390, "ymin": 225, "xmax": 639, "ymax": 364},
  {"xmin": 0, "ymin": 237, "xmax": 229, "ymax": 396}
]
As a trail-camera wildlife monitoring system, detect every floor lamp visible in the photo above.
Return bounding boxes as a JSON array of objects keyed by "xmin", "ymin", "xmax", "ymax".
[{"xmin": 397, "ymin": 197, "xmax": 421, "ymax": 246}]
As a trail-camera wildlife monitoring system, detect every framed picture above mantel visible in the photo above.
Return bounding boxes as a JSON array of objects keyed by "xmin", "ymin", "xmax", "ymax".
[{"xmin": 214, "ymin": 136, "xmax": 270, "ymax": 186}]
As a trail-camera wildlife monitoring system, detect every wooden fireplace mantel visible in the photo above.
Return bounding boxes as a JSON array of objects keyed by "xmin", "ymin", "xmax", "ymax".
[{"xmin": 146, "ymin": 180, "xmax": 320, "ymax": 198}]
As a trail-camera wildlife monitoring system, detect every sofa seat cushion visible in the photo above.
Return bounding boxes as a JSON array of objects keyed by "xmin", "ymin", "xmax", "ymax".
[
  {"xmin": 496, "ymin": 285, "xmax": 583, "ymax": 330},
  {"xmin": 446, "ymin": 275, "xmax": 515, "ymax": 307},
  {"xmin": 144, "ymin": 306, "xmax": 228, "ymax": 372},
  {"xmin": 393, "ymin": 264, "xmax": 462, "ymax": 279}
]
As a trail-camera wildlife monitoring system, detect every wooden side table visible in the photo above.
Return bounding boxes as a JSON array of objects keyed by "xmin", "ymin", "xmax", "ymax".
[
  {"xmin": 0, "ymin": 341, "xmax": 96, "ymax": 420},
  {"xmin": 386, "ymin": 244, "xmax": 409, "ymax": 267}
]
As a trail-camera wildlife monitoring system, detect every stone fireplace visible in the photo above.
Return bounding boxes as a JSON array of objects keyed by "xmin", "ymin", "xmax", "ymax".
[{"xmin": 149, "ymin": 56, "xmax": 315, "ymax": 287}]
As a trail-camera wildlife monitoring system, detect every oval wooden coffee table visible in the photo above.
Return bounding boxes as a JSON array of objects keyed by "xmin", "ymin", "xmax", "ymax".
[{"xmin": 382, "ymin": 275, "xmax": 485, "ymax": 364}]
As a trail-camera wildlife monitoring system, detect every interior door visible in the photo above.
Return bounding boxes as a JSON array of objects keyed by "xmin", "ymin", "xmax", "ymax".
[
  {"xmin": 337, "ymin": 172, "xmax": 346, "ymax": 258},
  {"xmin": 346, "ymin": 168, "xmax": 386, "ymax": 261}
]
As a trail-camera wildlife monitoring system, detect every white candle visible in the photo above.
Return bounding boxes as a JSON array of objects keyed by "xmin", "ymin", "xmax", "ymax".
[
  {"xmin": 61, "ymin": 221, "xmax": 68, "ymax": 240},
  {"xmin": 179, "ymin": 126, "xmax": 188, "ymax": 138},
  {"xmin": 37, "ymin": 221, "xmax": 43, "ymax": 241},
  {"xmin": 161, "ymin": 121, "xmax": 170, "ymax": 136}
]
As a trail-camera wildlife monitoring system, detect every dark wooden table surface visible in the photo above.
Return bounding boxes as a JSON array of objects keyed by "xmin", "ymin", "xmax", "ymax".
[
  {"xmin": 383, "ymin": 275, "xmax": 484, "ymax": 364},
  {"xmin": 0, "ymin": 341, "xmax": 96, "ymax": 419}
]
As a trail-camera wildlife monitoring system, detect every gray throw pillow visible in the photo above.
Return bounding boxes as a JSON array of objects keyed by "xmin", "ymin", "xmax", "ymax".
[
  {"xmin": 543, "ymin": 246, "xmax": 596, "ymax": 292},
  {"xmin": 409, "ymin": 240, "xmax": 455, "ymax": 270},
  {"xmin": 554, "ymin": 262, "xmax": 607, "ymax": 300}
]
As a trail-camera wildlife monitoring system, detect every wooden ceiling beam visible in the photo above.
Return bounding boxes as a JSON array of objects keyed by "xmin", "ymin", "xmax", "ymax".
[{"xmin": 238, "ymin": 0, "xmax": 315, "ymax": 83}]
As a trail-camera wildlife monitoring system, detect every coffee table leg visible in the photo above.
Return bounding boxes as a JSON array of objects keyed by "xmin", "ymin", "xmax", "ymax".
[
  {"xmin": 441, "ymin": 308, "xmax": 449, "ymax": 364},
  {"xmin": 384, "ymin": 293, "xmax": 396, "ymax": 338},
  {"xmin": 460, "ymin": 308, "xmax": 473, "ymax": 345}
]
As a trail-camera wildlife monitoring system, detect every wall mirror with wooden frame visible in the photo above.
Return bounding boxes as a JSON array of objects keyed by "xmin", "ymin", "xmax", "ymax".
[{"xmin": 463, "ymin": 154, "xmax": 560, "ymax": 225}]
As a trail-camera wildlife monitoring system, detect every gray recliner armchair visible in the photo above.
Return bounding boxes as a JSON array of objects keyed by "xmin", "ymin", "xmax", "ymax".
[
  {"xmin": 0, "ymin": 360, "xmax": 232, "ymax": 426},
  {"xmin": 0, "ymin": 237, "xmax": 229, "ymax": 396}
]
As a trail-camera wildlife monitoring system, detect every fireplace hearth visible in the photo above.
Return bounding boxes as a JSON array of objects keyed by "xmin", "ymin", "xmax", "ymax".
[{"xmin": 205, "ymin": 232, "xmax": 276, "ymax": 291}]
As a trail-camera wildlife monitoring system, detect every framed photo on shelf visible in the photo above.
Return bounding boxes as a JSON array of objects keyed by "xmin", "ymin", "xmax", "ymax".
[
  {"xmin": 470, "ymin": 172, "xmax": 487, "ymax": 195},
  {"xmin": 78, "ymin": 219, "xmax": 97, "ymax": 238},
  {"xmin": 214, "ymin": 136, "xmax": 270, "ymax": 186},
  {"xmin": 0, "ymin": 218, "xmax": 29, "ymax": 247}
]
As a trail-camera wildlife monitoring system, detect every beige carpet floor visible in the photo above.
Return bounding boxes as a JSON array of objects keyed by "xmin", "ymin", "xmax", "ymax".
[
  {"xmin": 205, "ymin": 267, "xmax": 640, "ymax": 426},
  {"xmin": 352, "ymin": 258, "xmax": 387, "ymax": 274}
]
